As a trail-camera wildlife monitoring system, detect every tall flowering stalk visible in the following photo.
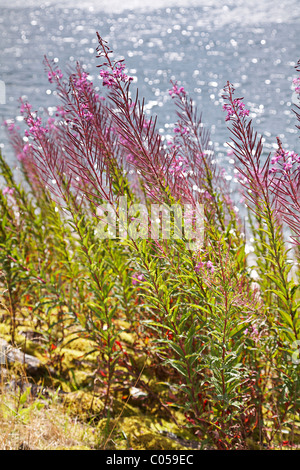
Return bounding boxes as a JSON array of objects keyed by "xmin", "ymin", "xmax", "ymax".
[
  {"xmin": 95, "ymin": 34, "xmax": 199, "ymax": 207},
  {"xmin": 269, "ymin": 61, "xmax": 300, "ymax": 244},
  {"xmin": 169, "ymin": 81, "xmax": 246, "ymax": 264},
  {"xmin": 13, "ymin": 61, "xmax": 141, "ymax": 413},
  {"xmin": 223, "ymin": 81, "xmax": 300, "ymax": 446},
  {"xmin": 293, "ymin": 59, "xmax": 300, "ymax": 132},
  {"xmin": 222, "ymin": 83, "xmax": 291, "ymax": 314}
]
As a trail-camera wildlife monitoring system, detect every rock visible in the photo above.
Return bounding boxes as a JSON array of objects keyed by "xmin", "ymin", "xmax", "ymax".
[{"xmin": 0, "ymin": 337, "xmax": 44, "ymax": 376}]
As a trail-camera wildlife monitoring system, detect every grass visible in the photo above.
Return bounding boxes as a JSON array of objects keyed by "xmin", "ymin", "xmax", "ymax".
[
  {"xmin": 0, "ymin": 304, "xmax": 202, "ymax": 450},
  {"xmin": 0, "ymin": 366, "xmax": 96, "ymax": 450}
]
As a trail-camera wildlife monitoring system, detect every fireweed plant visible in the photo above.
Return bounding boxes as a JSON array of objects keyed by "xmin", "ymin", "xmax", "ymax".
[{"xmin": 0, "ymin": 34, "xmax": 299, "ymax": 449}]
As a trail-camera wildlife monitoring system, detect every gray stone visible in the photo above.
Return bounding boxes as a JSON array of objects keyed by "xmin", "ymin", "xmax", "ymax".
[{"xmin": 0, "ymin": 337, "xmax": 43, "ymax": 376}]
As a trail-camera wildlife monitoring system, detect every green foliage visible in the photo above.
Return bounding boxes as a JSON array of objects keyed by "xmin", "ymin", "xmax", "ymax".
[
  {"xmin": 1, "ymin": 145, "xmax": 299, "ymax": 447},
  {"xmin": 0, "ymin": 44, "xmax": 299, "ymax": 449}
]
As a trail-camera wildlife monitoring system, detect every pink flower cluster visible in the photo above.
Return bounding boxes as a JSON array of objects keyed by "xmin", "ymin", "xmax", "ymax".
[
  {"xmin": 75, "ymin": 71, "xmax": 91, "ymax": 92},
  {"xmin": 24, "ymin": 116, "xmax": 48, "ymax": 138},
  {"xmin": 169, "ymin": 155, "xmax": 189, "ymax": 177},
  {"xmin": 47, "ymin": 117, "xmax": 56, "ymax": 129},
  {"xmin": 169, "ymin": 83, "xmax": 186, "ymax": 98},
  {"xmin": 244, "ymin": 324, "xmax": 259, "ymax": 341},
  {"xmin": 126, "ymin": 153, "xmax": 137, "ymax": 164},
  {"xmin": 3, "ymin": 121, "xmax": 16, "ymax": 132},
  {"xmin": 293, "ymin": 76, "xmax": 300, "ymax": 94},
  {"xmin": 203, "ymin": 190, "xmax": 213, "ymax": 201},
  {"xmin": 80, "ymin": 103, "xmax": 94, "ymax": 122},
  {"xmin": 174, "ymin": 125, "xmax": 189, "ymax": 136},
  {"xmin": 100, "ymin": 63, "xmax": 133, "ymax": 89},
  {"xmin": 20, "ymin": 102, "xmax": 32, "ymax": 115},
  {"xmin": 74, "ymin": 71, "xmax": 104, "ymax": 102},
  {"xmin": 195, "ymin": 260, "xmax": 214, "ymax": 274},
  {"xmin": 2, "ymin": 187, "xmax": 15, "ymax": 196},
  {"xmin": 223, "ymin": 99, "xmax": 249, "ymax": 121},
  {"xmin": 269, "ymin": 148, "xmax": 299, "ymax": 174},
  {"xmin": 17, "ymin": 143, "xmax": 30, "ymax": 162},
  {"xmin": 132, "ymin": 272, "xmax": 145, "ymax": 285},
  {"xmin": 48, "ymin": 69, "xmax": 63, "ymax": 83}
]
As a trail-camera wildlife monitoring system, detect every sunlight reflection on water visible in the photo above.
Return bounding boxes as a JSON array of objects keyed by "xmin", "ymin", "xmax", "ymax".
[{"xmin": 0, "ymin": 0, "xmax": 299, "ymax": 175}]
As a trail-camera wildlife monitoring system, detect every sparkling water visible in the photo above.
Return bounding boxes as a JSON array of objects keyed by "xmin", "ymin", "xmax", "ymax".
[{"xmin": 0, "ymin": 0, "xmax": 299, "ymax": 168}]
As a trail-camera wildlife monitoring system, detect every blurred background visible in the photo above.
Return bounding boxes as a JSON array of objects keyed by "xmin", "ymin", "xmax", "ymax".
[{"xmin": 0, "ymin": 0, "xmax": 299, "ymax": 169}]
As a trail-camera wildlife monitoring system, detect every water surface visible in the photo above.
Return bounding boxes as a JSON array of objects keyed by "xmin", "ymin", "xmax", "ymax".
[{"xmin": 0, "ymin": 0, "xmax": 299, "ymax": 170}]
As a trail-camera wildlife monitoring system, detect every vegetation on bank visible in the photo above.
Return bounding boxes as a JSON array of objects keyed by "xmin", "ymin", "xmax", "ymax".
[{"xmin": 0, "ymin": 34, "xmax": 300, "ymax": 450}]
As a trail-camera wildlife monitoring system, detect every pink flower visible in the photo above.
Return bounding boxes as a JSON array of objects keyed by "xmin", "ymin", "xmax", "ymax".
[
  {"xmin": 48, "ymin": 69, "xmax": 63, "ymax": 83},
  {"xmin": 195, "ymin": 261, "xmax": 205, "ymax": 273},
  {"xmin": 223, "ymin": 104, "xmax": 234, "ymax": 121},
  {"xmin": 169, "ymin": 83, "xmax": 186, "ymax": 98},
  {"xmin": 293, "ymin": 76, "xmax": 300, "ymax": 94},
  {"xmin": 269, "ymin": 148, "xmax": 299, "ymax": 177},
  {"xmin": 55, "ymin": 106, "xmax": 68, "ymax": 118},
  {"xmin": 20, "ymin": 102, "xmax": 32, "ymax": 114},
  {"xmin": 244, "ymin": 325, "xmax": 259, "ymax": 340},
  {"xmin": 283, "ymin": 161, "xmax": 293, "ymax": 171},
  {"xmin": 3, "ymin": 121, "xmax": 16, "ymax": 132},
  {"xmin": 2, "ymin": 187, "xmax": 15, "ymax": 196},
  {"xmin": 173, "ymin": 126, "xmax": 189, "ymax": 136},
  {"xmin": 223, "ymin": 99, "xmax": 249, "ymax": 121},
  {"xmin": 271, "ymin": 154, "xmax": 282, "ymax": 165},
  {"xmin": 203, "ymin": 190, "xmax": 212, "ymax": 200},
  {"xmin": 195, "ymin": 260, "xmax": 214, "ymax": 274},
  {"xmin": 100, "ymin": 63, "xmax": 133, "ymax": 89},
  {"xmin": 24, "ymin": 115, "xmax": 48, "ymax": 138},
  {"xmin": 75, "ymin": 71, "xmax": 92, "ymax": 93},
  {"xmin": 132, "ymin": 272, "xmax": 145, "ymax": 285},
  {"xmin": 79, "ymin": 103, "xmax": 94, "ymax": 122},
  {"xmin": 206, "ymin": 261, "xmax": 214, "ymax": 273},
  {"xmin": 169, "ymin": 155, "xmax": 189, "ymax": 176},
  {"xmin": 47, "ymin": 117, "xmax": 56, "ymax": 129}
]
